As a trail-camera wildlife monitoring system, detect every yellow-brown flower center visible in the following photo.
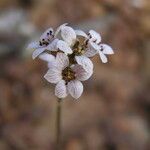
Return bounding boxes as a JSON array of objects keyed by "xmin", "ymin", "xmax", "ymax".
[
  {"xmin": 73, "ymin": 41, "xmax": 86, "ymax": 56},
  {"xmin": 62, "ymin": 67, "xmax": 75, "ymax": 82}
]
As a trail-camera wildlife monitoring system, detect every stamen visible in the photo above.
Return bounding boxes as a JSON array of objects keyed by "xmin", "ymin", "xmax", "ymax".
[
  {"xmin": 93, "ymin": 40, "xmax": 97, "ymax": 43},
  {"xmin": 39, "ymin": 41, "xmax": 42, "ymax": 46},
  {"xmin": 49, "ymin": 30, "xmax": 52, "ymax": 35},
  {"xmin": 62, "ymin": 67, "xmax": 75, "ymax": 82},
  {"xmin": 73, "ymin": 41, "xmax": 86, "ymax": 56},
  {"xmin": 85, "ymin": 39, "xmax": 89, "ymax": 45},
  {"xmin": 100, "ymin": 45, "xmax": 103, "ymax": 51}
]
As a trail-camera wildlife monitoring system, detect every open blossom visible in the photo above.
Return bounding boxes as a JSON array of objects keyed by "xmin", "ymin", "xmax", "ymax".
[
  {"xmin": 44, "ymin": 53, "xmax": 93, "ymax": 99},
  {"xmin": 27, "ymin": 25, "xmax": 73, "ymax": 59},
  {"xmin": 28, "ymin": 23, "xmax": 115, "ymax": 99},
  {"xmin": 63, "ymin": 28, "xmax": 113, "ymax": 63}
]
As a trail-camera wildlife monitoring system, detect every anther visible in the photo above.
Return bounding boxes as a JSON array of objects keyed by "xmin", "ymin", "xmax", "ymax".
[
  {"xmin": 39, "ymin": 41, "xmax": 42, "ymax": 46},
  {"xmin": 100, "ymin": 45, "xmax": 103, "ymax": 51},
  {"xmin": 49, "ymin": 30, "xmax": 52, "ymax": 35}
]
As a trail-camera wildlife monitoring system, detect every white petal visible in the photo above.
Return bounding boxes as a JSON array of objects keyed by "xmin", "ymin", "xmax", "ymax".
[
  {"xmin": 100, "ymin": 44, "xmax": 114, "ymax": 55},
  {"xmin": 47, "ymin": 61, "xmax": 57, "ymax": 69},
  {"xmin": 57, "ymin": 40, "xmax": 72, "ymax": 54},
  {"xmin": 72, "ymin": 64, "xmax": 93, "ymax": 81},
  {"xmin": 32, "ymin": 47, "xmax": 46, "ymax": 59},
  {"xmin": 89, "ymin": 41, "xmax": 100, "ymax": 50},
  {"xmin": 46, "ymin": 39, "xmax": 59, "ymax": 51},
  {"xmin": 56, "ymin": 53, "xmax": 69, "ymax": 69},
  {"xmin": 47, "ymin": 61, "xmax": 53, "ymax": 68},
  {"xmin": 75, "ymin": 56, "xmax": 93, "ymax": 71},
  {"xmin": 99, "ymin": 51, "xmax": 108, "ymax": 63},
  {"xmin": 39, "ymin": 52, "xmax": 55, "ymax": 62},
  {"xmin": 44, "ymin": 67, "xmax": 62, "ymax": 84},
  {"xmin": 40, "ymin": 27, "xmax": 54, "ymax": 42},
  {"xmin": 54, "ymin": 23, "xmax": 68, "ymax": 37},
  {"xmin": 61, "ymin": 26, "xmax": 76, "ymax": 46},
  {"xmin": 67, "ymin": 80, "xmax": 83, "ymax": 99},
  {"xmin": 89, "ymin": 30, "xmax": 101, "ymax": 44},
  {"xmin": 84, "ymin": 42, "xmax": 98, "ymax": 57},
  {"xmin": 27, "ymin": 41, "xmax": 39, "ymax": 49},
  {"xmin": 75, "ymin": 30, "xmax": 88, "ymax": 38},
  {"xmin": 55, "ymin": 80, "xmax": 68, "ymax": 98}
]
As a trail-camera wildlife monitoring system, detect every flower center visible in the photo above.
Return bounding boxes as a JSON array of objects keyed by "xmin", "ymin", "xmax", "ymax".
[
  {"xmin": 73, "ymin": 41, "xmax": 86, "ymax": 56},
  {"xmin": 62, "ymin": 67, "xmax": 76, "ymax": 82}
]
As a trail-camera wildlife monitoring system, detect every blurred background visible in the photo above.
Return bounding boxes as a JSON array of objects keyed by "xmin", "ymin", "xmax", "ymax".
[{"xmin": 0, "ymin": 0, "xmax": 150, "ymax": 150}]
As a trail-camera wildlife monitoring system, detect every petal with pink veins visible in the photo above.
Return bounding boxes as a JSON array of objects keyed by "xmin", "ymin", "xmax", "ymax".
[
  {"xmin": 75, "ymin": 56, "xmax": 93, "ymax": 71},
  {"xmin": 56, "ymin": 53, "xmax": 69, "ymax": 70},
  {"xmin": 55, "ymin": 80, "xmax": 68, "ymax": 98},
  {"xmin": 67, "ymin": 80, "xmax": 83, "ymax": 99},
  {"xmin": 57, "ymin": 40, "xmax": 72, "ymax": 54},
  {"xmin": 61, "ymin": 26, "xmax": 76, "ymax": 46},
  {"xmin": 72, "ymin": 64, "xmax": 93, "ymax": 81},
  {"xmin": 44, "ymin": 66, "xmax": 62, "ymax": 84}
]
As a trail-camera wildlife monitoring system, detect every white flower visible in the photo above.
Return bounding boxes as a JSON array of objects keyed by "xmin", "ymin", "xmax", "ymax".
[
  {"xmin": 27, "ymin": 28, "xmax": 55, "ymax": 59},
  {"xmin": 44, "ymin": 53, "xmax": 93, "ymax": 99},
  {"xmin": 27, "ymin": 26, "xmax": 73, "ymax": 59},
  {"xmin": 75, "ymin": 29, "xmax": 114, "ymax": 63}
]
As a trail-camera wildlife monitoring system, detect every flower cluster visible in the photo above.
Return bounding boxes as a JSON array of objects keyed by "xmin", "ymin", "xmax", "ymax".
[{"xmin": 27, "ymin": 23, "xmax": 114, "ymax": 99}]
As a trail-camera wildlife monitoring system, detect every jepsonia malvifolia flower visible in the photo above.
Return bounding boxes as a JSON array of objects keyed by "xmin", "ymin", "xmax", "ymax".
[
  {"xmin": 27, "ymin": 25, "xmax": 73, "ymax": 59},
  {"xmin": 75, "ymin": 29, "xmax": 114, "ymax": 63},
  {"xmin": 44, "ymin": 53, "xmax": 93, "ymax": 99}
]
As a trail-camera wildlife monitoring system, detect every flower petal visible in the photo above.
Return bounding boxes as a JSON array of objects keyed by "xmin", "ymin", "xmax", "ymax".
[
  {"xmin": 72, "ymin": 64, "xmax": 93, "ymax": 81},
  {"xmin": 40, "ymin": 27, "xmax": 54, "ymax": 42},
  {"xmin": 89, "ymin": 30, "xmax": 101, "ymax": 44},
  {"xmin": 84, "ymin": 42, "xmax": 98, "ymax": 57},
  {"xmin": 55, "ymin": 80, "xmax": 68, "ymax": 98},
  {"xmin": 44, "ymin": 66, "xmax": 62, "ymax": 84},
  {"xmin": 46, "ymin": 38, "xmax": 59, "ymax": 51},
  {"xmin": 39, "ymin": 52, "xmax": 55, "ymax": 62},
  {"xmin": 61, "ymin": 26, "xmax": 76, "ymax": 46},
  {"xmin": 57, "ymin": 40, "xmax": 72, "ymax": 54},
  {"xmin": 27, "ymin": 41, "xmax": 40, "ymax": 49},
  {"xmin": 75, "ymin": 56, "xmax": 93, "ymax": 71},
  {"xmin": 100, "ymin": 44, "xmax": 114, "ymax": 55},
  {"xmin": 56, "ymin": 53, "xmax": 69, "ymax": 69},
  {"xmin": 75, "ymin": 30, "xmax": 88, "ymax": 38},
  {"xmin": 47, "ymin": 61, "xmax": 54, "ymax": 68},
  {"xmin": 99, "ymin": 51, "xmax": 108, "ymax": 63},
  {"xmin": 54, "ymin": 23, "xmax": 68, "ymax": 37},
  {"xmin": 67, "ymin": 80, "xmax": 83, "ymax": 99},
  {"xmin": 32, "ymin": 47, "xmax": 46, "ymax": 59}
]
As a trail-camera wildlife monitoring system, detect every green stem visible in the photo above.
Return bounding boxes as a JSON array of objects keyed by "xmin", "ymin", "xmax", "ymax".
[{"xmin": 56, "ymin": 98, "xmax": 62, "ymax": 150}]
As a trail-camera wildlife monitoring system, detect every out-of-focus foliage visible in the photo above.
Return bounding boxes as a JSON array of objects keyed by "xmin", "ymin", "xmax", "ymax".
[{"xmin": 0, "ymin": 0, "xmax": 149, "ymax": 150}]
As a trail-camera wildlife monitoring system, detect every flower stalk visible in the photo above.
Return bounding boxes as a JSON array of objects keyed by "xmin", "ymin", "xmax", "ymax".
[{"xmin": 56, "ymin": 98, "xmax": 62, "ymax": 150}]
